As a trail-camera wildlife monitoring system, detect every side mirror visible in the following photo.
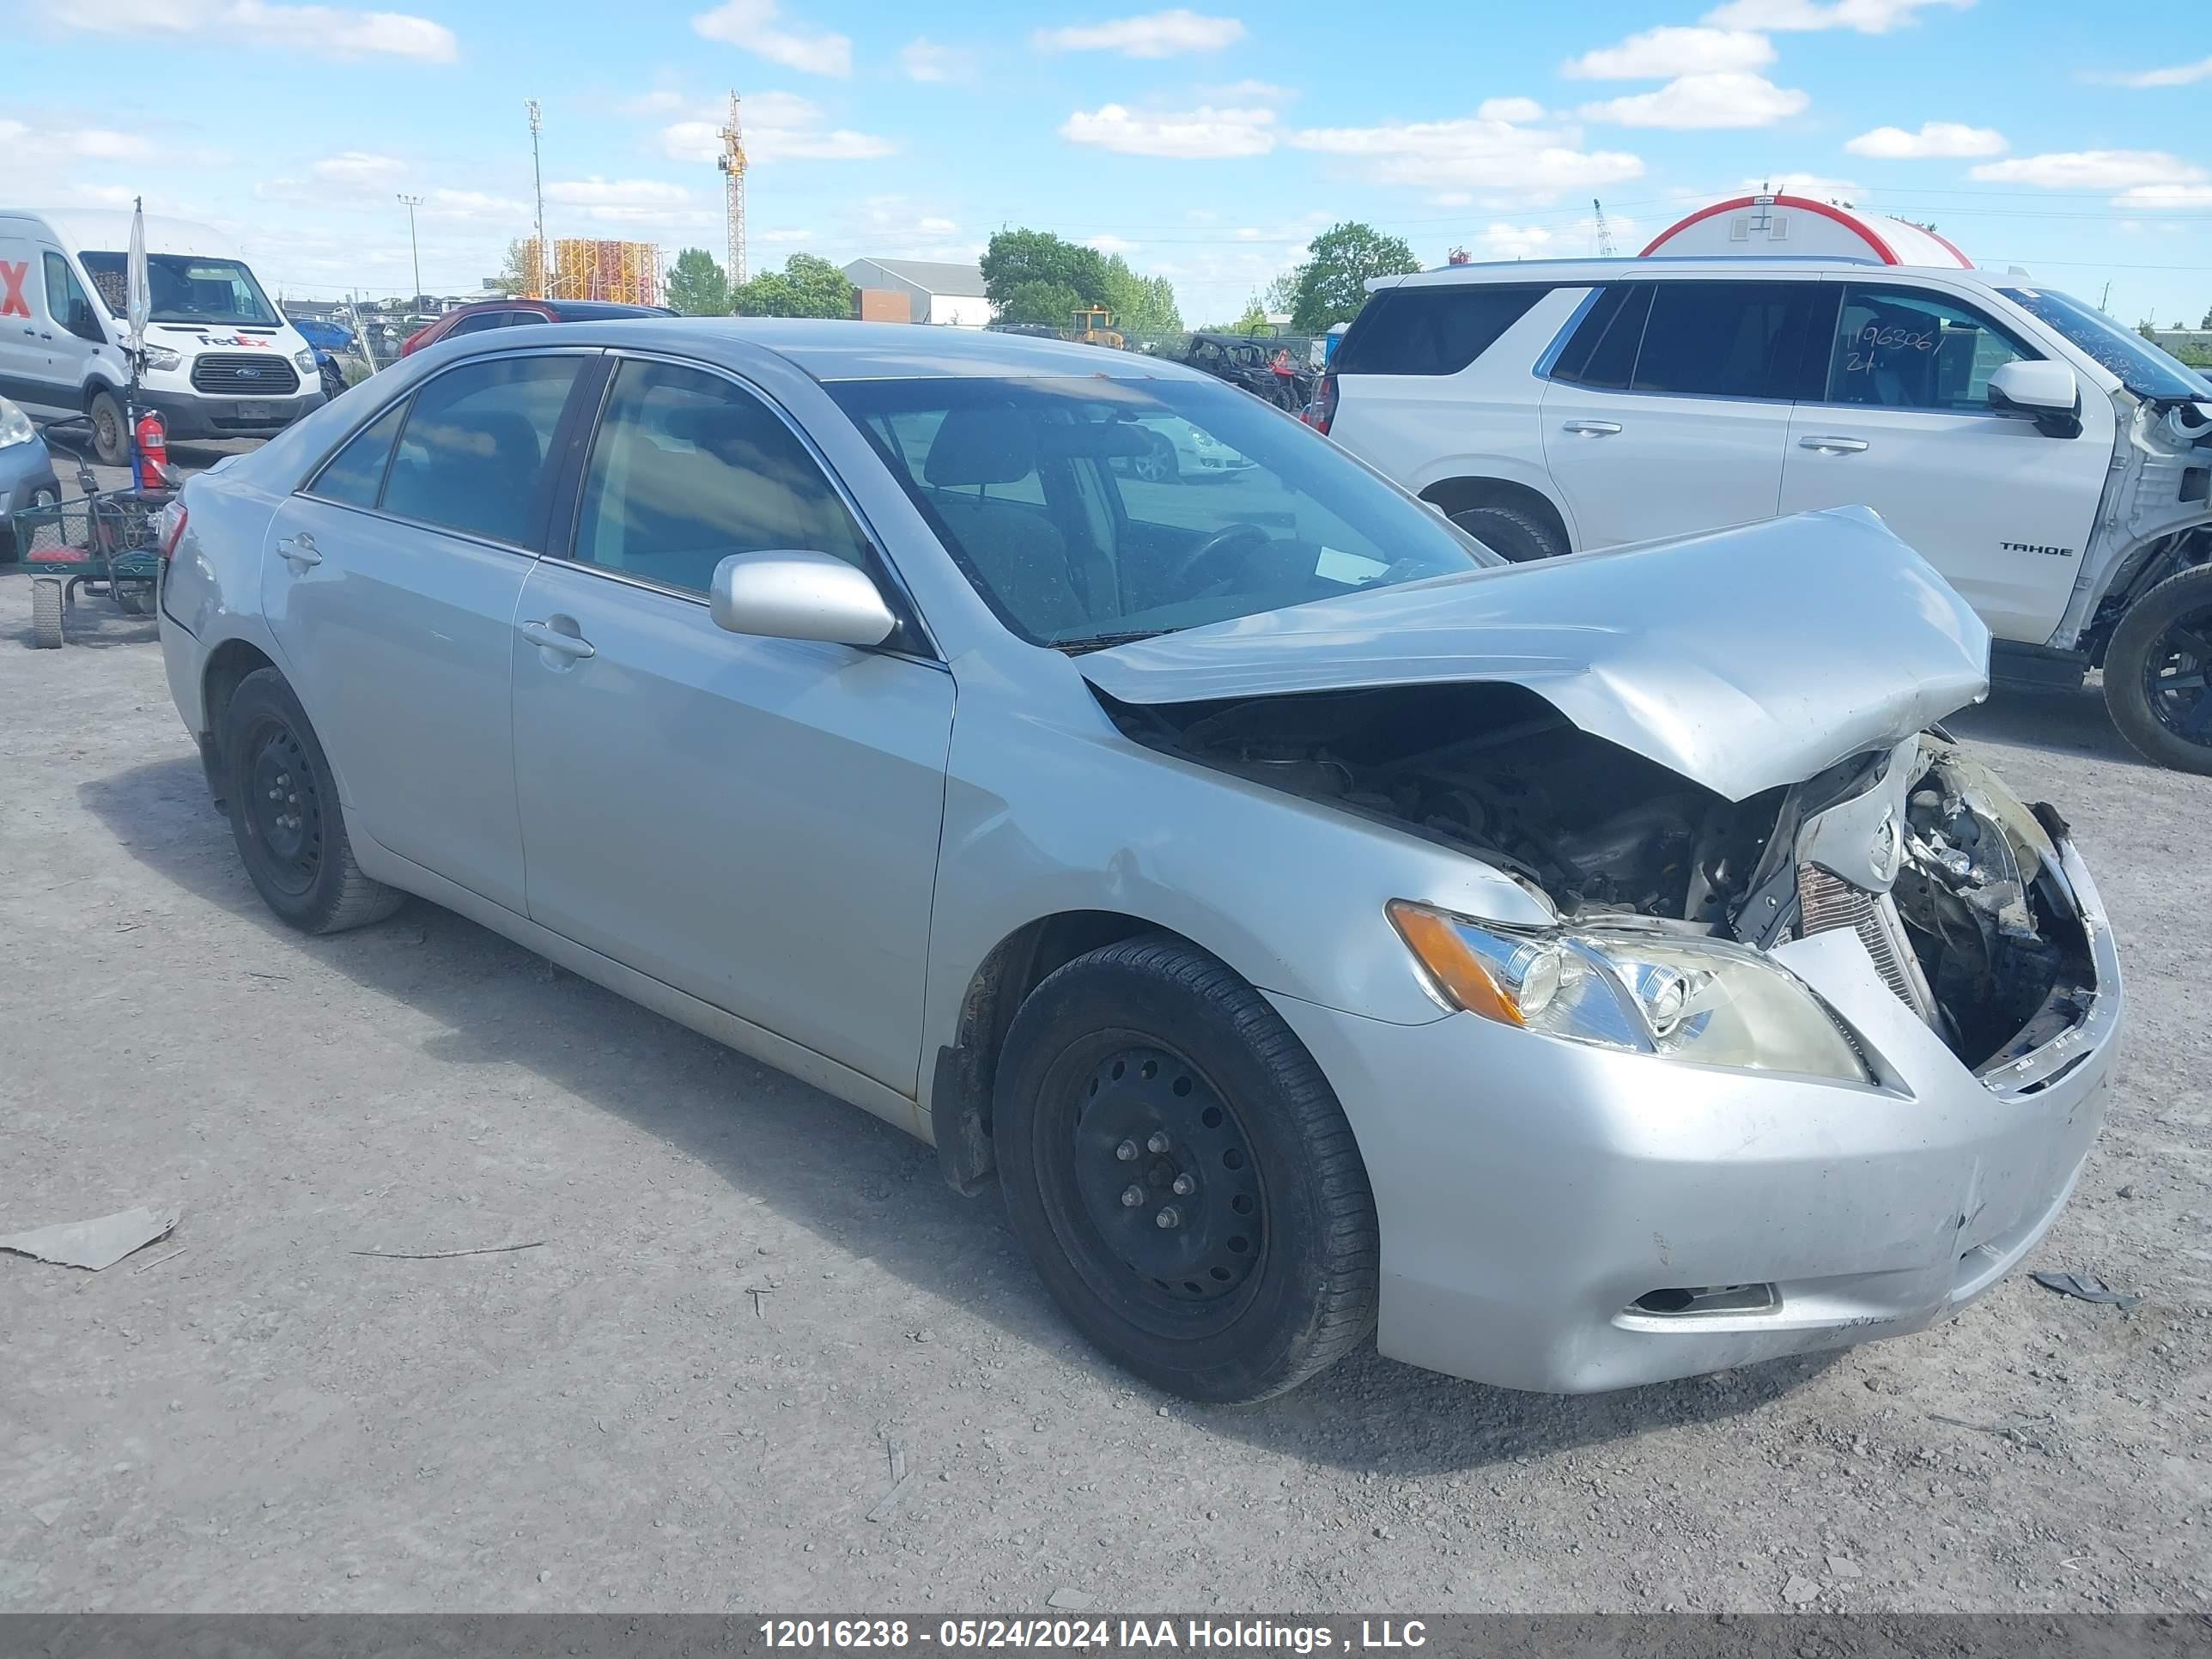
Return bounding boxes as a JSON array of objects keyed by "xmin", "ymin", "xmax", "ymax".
[
  {"xmin": 1987, "ymin": 360, "xmax": 2081, "ymax": 439},
  {"xmin": 709, "ymin": 550, "xmax": 897, "ymax": 648}
]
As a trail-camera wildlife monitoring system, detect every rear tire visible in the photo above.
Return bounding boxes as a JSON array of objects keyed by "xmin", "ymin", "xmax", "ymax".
[
  {"xmin": 221, "ymin": 667, "xmax": 404, "ymax": 933},
  {"xmin": 2103, "ymin": 563, "xmax": 2212, "ymax": 775},
  {"xmin": 994, "ymin": 935, "xmax": 1378, "ymax": 1404},
  {"xmin": 88, "ymin": 389, "xmax": 128, "ymax": 468},
  {"xmin": 31, "ymin": 577, "xmax": 64, "ymax": 648},
  {"xmin": 1449, "ymin": 502, "xmax": 1566, "ymax": 563}
]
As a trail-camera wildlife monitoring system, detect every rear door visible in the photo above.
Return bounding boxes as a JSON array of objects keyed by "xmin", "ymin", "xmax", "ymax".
[
  {"xmin": 1540, "ymin": 278, "xmax": 1827, "ymax": 548},
  {"xmin": 0, "ymin": 231, "xmax": 66, "ymax": 414},
  {"xmin": 260, "ymin": 349, "xmax": 599, "ymax": 915},
  {"xmin": 1778, "ymin": 281, "xmax": 2112, "ymax": 644}
]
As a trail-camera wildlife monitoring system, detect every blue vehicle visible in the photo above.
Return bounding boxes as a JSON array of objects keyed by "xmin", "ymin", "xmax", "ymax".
[{"xmin": 286, "ymin": 315, "xmax": 356, "ymax": 355}]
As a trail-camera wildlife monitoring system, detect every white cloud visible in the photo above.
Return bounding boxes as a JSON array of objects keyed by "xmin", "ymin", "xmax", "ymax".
[
  {"xmin": 1970, "ymin": 149, "xmax": 2207, "ymax": 190},
  {"xmin": 1033, "ymin": 9, "xmax": 1244, "ymax": 57},
  {"xmin": 1199, "ymin": 78, "xmax": 1297, "ymax": 102},
  {"xmin": 1744, "ymin": 171, "xmax": 1863, "ymax": 201},
  {"xmin": 549, "ymin": 178, "xmax": 692, "ymax": 209},
  {"xmin": 1562, "ymin": 27, "xmax": 1774, "ymax": 79},
  {"xmin": 312, "ymin": 150, "xmax": 410, "ymax": 185},
  {"xmin": 1702, "ymin": 0, "xmax": 1970, "ymax": 31},
  {"xmin": 899, "ymin": 37, "xmax": 978, "ymax": 82},
  {"xmin": 54, "ymin": 0, "xmax": 456, "ymax": 59},
  {"xmin": 1288, "ymin": 113, "xmax": 1644, "ymax": 193},
  {"xmin": 425, "ymin": 187, "xmax": 529, "ymax": 219},
  {"xmin": 619, "ymin": 89, "xmax": 691, "ymax": 116},
  {"xmin": 692, "ymin": 0, "xmax": 852, "ymax": 76},
  {"xmin": 2092, "ymin": 56, "xmax": 2212, "ymax": 88},
  {"xmin": 1579, "ymin": 71, "xmax": 1808, "ymax": 129},
  {"xmin": 2115, "ymin": 183, "xmax": 2212, "ymax": 208},
  {"xmin": 1088, "ymin": 234, "xmax": 1141, "ymax": 254},
  {"xmin": 1476, "ymin": 96, "xmax": 1546, "ymax": 122},
  {"xmin": 1845, "ymin": 120, "xmax": 2004, "ymax": 158},
  {"xmin": 757, "ymin": 227, "xmax": 817, "ymax": 245},
  {"xmin": 1060, "ymin": 103, "xmax": 1276, "ymax": 158},
  {"xmin": 659, "ymin": 92, "xmax": 895, "ymax": 162},
  {"xmin": 1477, "ymin": 222, "xmax": 1556, "ymax": 259}
]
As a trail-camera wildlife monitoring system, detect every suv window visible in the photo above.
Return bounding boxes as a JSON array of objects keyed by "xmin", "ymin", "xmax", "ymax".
[
  {"xmin": 1826, "ymin": 284, "xmax": 2036, "ymax": 412},
  {"xmin": 446, "ymin": 309, "xmax": 519, "ymax": 337},
  {"xmin": 1549, "ymin": 285, "xmax": 1651, "ymax": 391},
  {"xmin": 1631, "ymin": 282, "xmax": 1827, "ymax": 400},
  {"xmin": 307, "ymin": 398, "xmax": 406, "ymax": 507},
  {"xmin": 381, "ymin": 355, "xmax": 583, "ymax": 545},
  {"xmin": 1334, "ymin": 284, "xmax": 1549, "ymax": 375},
  {"xmin": 570, "ymin": 358, "xmax": 871, "ymax": 596}
]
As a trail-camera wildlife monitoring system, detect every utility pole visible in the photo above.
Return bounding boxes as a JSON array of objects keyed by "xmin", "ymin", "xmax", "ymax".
[
  {"xmin": 397, "ymin": 193, "xmax": 424, "ymax": 307},
  {"xmin": 526, "ymin": 100, "xmax": 548, "ymax": 298}
]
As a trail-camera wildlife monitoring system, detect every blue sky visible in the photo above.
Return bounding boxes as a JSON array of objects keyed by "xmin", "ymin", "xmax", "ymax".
[{"xmin": 6, "ymin": 0, "xmax": 2209, "ymax": 327}]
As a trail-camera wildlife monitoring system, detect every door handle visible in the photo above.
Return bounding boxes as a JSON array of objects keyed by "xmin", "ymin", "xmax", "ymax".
[
  {"xmin": 275, "ymin": 532, "xmax": 322, "ymax": 568},
  {"xmin": 1798, "ymin": 435, "xmax": 1871, "ymax": 454},
  {"xmin": 520, "ymin": 619, "xmax": 595, "ymax": 660},
  {"xmin": 1561, "ymin": 419, "xmax": 1622, "ymax": 436}
]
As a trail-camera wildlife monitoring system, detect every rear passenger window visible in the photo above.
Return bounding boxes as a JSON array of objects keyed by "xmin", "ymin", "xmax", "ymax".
[
  {"xmin": 382, "ymin": 355, "xmax": 583, "ymax": 546},
  {"xmin": 1551, "ymin": 285, "xmax": 1651, "ymax": 391},
  {"xmin": 1334, "ymin": 285, "xmax": 1548, "ymax": 375},
  {"xmin": 308, "ymin": 399, "xmax": 405, "ymax": 507},
  {"xmin": 1631, "ymin": 282, "xmax": 1826, "ymax": 400},
  {"xmin": 570, "ymin": 359, "xmax": 870, "ymax": 595}
]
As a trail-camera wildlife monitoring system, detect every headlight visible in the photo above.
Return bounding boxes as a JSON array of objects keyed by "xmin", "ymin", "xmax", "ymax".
[
  {"xmin": 293, "ymin": 348, "xmax": 319, "ymax": 374},
  {"xmin": 1387, "ymin": 900, "xmax": 1872, "ymax": 1084},
  {"xmin": 0, "ymin": 398, "xmax": 33, "ymax": 449},
  {"xmin": 142, "ymin": 345, "xmax": 183, "ymax": 373}
]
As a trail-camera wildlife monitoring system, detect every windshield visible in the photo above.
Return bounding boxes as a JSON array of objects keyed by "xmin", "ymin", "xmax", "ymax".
[
  {"xmin": 78, "ymin": 252, "xmax": 283, "ymax": 329},
  {"xmin": 1998, "ymin": 286, "xmax": 2211, "ymax": 402},
  {"xmin": 830, "ymin": 374, "xmax": 1493, "ymax": 647}
]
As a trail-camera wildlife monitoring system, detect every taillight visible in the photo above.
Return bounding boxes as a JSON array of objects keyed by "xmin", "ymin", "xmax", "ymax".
[
  {"xmin": 1310, "ymin": 372, "xmax": 1339, "ymax": 434},
  {"xmin": 158, "ymin": 502, "xmax": 188, "ymax": 562}
]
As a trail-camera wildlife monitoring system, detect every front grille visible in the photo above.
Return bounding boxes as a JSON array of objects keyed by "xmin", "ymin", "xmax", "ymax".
[
  {"xmin": 191, "ymin": 353, "xmax": 300, "ymax": 395},
  {"xmin": 1797, "ymin": 866, "xmax": 1931, "ymax": 1018}
]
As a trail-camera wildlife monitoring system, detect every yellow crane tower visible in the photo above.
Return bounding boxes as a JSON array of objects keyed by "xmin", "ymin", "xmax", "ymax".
[{"xmin": 717, "ymin": 91, "xmax": 748, "ymax": 285}]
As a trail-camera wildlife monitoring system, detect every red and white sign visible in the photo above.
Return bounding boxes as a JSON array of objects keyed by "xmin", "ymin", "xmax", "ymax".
[{"xmin": 0, "ymin": 261, "xmax": 30, "ymax": 319}]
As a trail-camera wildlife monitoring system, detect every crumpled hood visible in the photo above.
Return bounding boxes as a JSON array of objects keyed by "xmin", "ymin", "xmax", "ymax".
[{"xmin": 1079, "ymin": 507, "xmax": 1990, "ymax": 803}]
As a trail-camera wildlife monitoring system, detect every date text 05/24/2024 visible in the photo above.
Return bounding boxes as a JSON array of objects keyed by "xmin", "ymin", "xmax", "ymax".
[{"xmin": 757, "ymin": 1620, "xmax": 1431, "ymax": 1652}]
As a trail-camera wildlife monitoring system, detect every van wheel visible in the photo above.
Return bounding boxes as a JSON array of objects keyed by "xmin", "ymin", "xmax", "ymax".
[
  {"xmin": 222, "ymin": 667, "xmax": 404, "ymax": 933},
  {"xmin": 2104, "ymin": 563, "xmax": 2212, "ymax": 775},
  {"xmin": 88, "ymin": 389, "xmax": 128, "ymax": 467},
  {"xmin": 994, "ymin": 935, "xmax": 1378, "ymax": 1404},
  {"xmin": 1448, "ymin": 502, "xmax": 1566, "ymax": 563}
]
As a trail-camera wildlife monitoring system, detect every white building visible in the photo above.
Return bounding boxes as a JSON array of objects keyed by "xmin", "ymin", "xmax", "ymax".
[
  {"xmin": 842, "ymin": 258, "xmax": 994, "ymax": 327},
  {"xmin": 1642, "ymin": 195, "xmax": 1972, "ymax": 269}
]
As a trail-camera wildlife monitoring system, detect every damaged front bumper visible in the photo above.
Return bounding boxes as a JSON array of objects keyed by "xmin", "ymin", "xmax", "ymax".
[{"xmin": 1268, "ymin": 835, "xmax": 2121, "ymax": 1395}]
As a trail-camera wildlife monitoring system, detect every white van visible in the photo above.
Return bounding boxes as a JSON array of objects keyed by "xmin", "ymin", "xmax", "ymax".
[
  {"xmin": 1318, "ymin": 257, "xmax": 2212, "ymax": 771},
  {"xmin": 0, "ymin": 210, "xmax": 324, "ymax": 465}
]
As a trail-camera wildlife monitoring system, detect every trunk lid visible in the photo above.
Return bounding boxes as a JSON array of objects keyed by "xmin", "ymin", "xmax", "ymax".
[{"xmin": 1079, "ymin": 507, "xmax": 1990, "ymax": 803}]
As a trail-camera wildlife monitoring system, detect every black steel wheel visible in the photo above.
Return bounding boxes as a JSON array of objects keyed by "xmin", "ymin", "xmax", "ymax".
[
  {"xmin": 221, "ymin": 667, "xmax": 404, "ymax": 933},
  {"xmin": 2105, "ymin": 562, "xmax": 2212, "ymax": 775},
  {"xmin": 995, "ymin": 935, "xmax": 1378, "ymax": 1403}
]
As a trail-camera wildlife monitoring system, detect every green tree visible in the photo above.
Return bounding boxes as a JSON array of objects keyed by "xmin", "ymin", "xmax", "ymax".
[
  {"xmin": 999, "ymin": 279, "xmax": 1085, "ymax": 327},
  {"xmin": 2200, "ymin": 303, "xmax": 2211, "ymax": 329},
  {"xmin": 981, "ymin": 229, "xmax": 1109, "ymax": 312},
  {"xmin": 1097, "ymin": 255, "xmax": 1182, "ymax": 334},
  {"xmin": 731, "ymin": 253, "xmax": 856, "ymax": 319},
  {"xmin": 1261, "ymin": 269, "xmax": 1300, "ymax": 317},
  {"xmin": 1287, "ymin": 221, "xmax": 1421, "ymax": 333},
  {"xmin": 1232, "ymin": 296, "xmax": 1269, "ymax": 334},
  {"xmin": 665, "ymin": 247, "xmax": 729, "ymax": 317},
  {"xmin": 491, "ymin": 237, "xmax": 541, "ymax": 297}
]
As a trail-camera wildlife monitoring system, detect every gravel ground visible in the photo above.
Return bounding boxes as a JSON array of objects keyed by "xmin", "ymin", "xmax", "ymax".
[{"xmin": 1, "ymin": 511, "xmax": 2207, "ymax": 1614}]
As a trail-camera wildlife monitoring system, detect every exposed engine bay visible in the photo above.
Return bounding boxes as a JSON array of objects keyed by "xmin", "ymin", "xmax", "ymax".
[{"xmin": 1097, "ymin": 682, "xmax": 2097, "ymax": 1074}]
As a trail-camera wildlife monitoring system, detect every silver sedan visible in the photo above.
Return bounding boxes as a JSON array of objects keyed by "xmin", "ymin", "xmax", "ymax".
[{"xmin": 155, "ymin": 319, "xmax": 2121, "ymax": 1401}]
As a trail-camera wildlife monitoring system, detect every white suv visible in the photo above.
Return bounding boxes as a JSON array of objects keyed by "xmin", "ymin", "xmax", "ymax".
[{"xmin": 1318, "ymin": 258, "xmax": 2212, "ymax": 771}]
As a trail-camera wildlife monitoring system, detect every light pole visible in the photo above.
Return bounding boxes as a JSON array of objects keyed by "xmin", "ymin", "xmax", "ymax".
[
  {"xmin": 397, "ymin": 193, "xmax": 424, "ymax": 308},
  {"xmin": 526, "ymin": 100, "xmax": 548, "ymax": 299}
]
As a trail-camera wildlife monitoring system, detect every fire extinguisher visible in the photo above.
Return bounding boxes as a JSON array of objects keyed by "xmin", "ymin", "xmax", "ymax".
[{"xmin": 133, "ymin": 409, "xmax": 168, "ymax": 492}]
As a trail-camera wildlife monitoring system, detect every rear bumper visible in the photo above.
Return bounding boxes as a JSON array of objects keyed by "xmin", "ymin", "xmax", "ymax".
[
  {"xmin": 1269, "ymin": 846, "xmax": 2122, "ymax": 1394},
  {"xmin": 137, "ymin": 387, "xmax": 325, "ymax": 441}
]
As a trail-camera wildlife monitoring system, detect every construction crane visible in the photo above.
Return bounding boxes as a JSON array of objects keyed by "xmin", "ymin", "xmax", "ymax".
[
  {"xmin": 1592, "ymin": 198, "xmax": 1617, "ymax": 258},
  {"xmin": 717, "ymin": 91, "xmax": 748, "ymax": 285}
]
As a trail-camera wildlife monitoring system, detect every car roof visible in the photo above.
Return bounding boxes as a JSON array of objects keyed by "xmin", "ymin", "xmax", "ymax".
[
  {"xmin": 477, "ymin": 317, "xmax": 1218, "ymax": 385},
  {"xmin": 544, "ymin": 300, "xmax": 675, "ymax": 319},
  {"xmin": 1377, "ymin": 257, "xmax": 2015, "ymax": 294}
]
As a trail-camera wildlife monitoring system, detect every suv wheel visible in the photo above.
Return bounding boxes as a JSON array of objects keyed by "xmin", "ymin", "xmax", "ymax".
[
  {"xmin": 2103, "ymin": 563, "xmax": 2212, "ymax": 775},
  {"xmin": 222, "ymin": 667, "xmax": 404, "ymax": 933},
  {"xmin": 994, "ymin": 935, "xmax": 1378, "ymax": 1403},
  {"xmin": 1449, "ymin": 502, "xmax": 1565, "ymax": 563}
]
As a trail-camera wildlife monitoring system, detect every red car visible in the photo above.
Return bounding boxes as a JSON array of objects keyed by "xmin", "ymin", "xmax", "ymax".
[{"xmin": 399, "ymin": 298, "xmax": 674, "ymax": 356}]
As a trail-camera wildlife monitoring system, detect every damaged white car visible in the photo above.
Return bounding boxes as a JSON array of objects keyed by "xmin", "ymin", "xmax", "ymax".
[{"xmin": 157, "ymin": 322, "xmax": 2120, "ymax": 1402}]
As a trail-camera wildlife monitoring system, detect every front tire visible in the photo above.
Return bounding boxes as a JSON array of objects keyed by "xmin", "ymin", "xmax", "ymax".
[
  {"xmin": 994, "ymin": 936, "xmax": 1378, "ymax": 1404},
  {"xmin": 1449, "ymin": 502, "xmax": 1566, "ymax": 563},
  {"xmin": 88, "ymin": 388, "xmax": 128, "ymax": 468},
  {"xmin": 2103, "ymin": 563, "xmax": 2212, "ymax": 775},
  {"xmin": 221, "ymin": 667, "xmax": 404, "ymax": 933}
]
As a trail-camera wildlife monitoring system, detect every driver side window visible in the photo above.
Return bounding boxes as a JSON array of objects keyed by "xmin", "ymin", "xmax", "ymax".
[
  {"xmin": 1828, "ymin": 285, "xmax": 2035, "ymax": 413},
  {"xmin": 43, "ymin": 253, "xmax": 103, "ymax": 343}
]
